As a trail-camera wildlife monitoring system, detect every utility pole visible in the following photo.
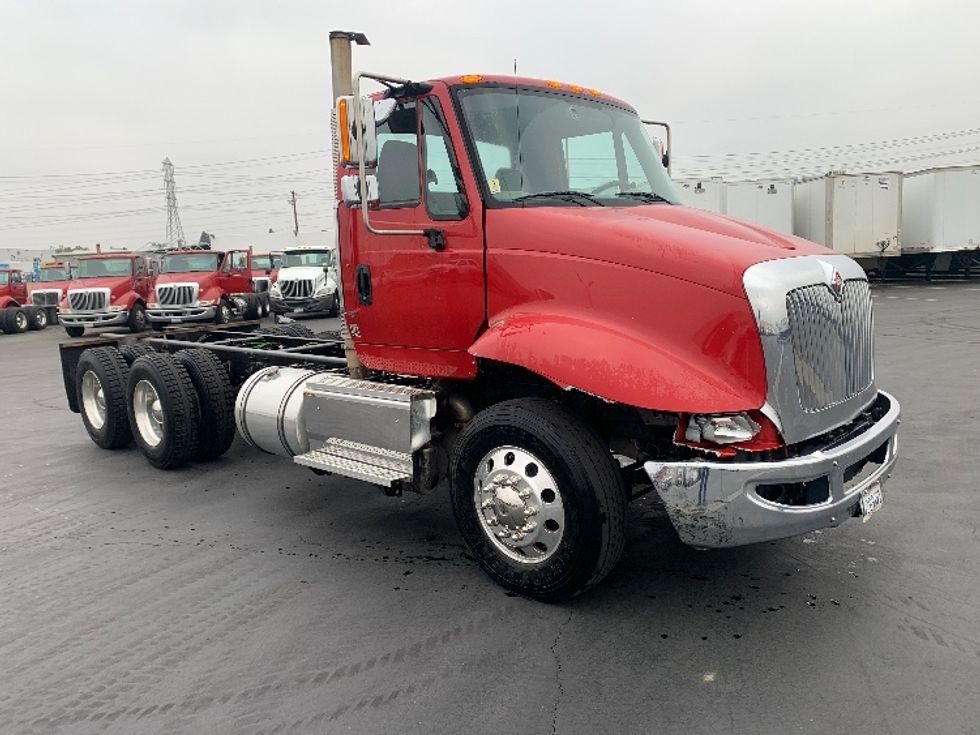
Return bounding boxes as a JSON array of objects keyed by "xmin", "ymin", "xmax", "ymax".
[
  {"xmin": 289, "ymin": 190, "xmax": 299, "ymax": 237},
  {"xmin": 162, "ymin": 158, "xmax": 186, "ymax": 248}
]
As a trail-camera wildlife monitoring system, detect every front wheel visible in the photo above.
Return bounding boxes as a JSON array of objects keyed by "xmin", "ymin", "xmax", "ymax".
[
  {"xmin": 214, "ymin": 299, "xmax": 232, "ymax": 325},
  {"xmin": 128, "ymin": 303, "xmax": 147, "ymax": 333},
  {"xmin": 327, "ymin": 291, "xmax": 340, "ymax": 317},
  {"xmin": 450, "ymin": 398, "xmax": 627, "ymax": 601}
]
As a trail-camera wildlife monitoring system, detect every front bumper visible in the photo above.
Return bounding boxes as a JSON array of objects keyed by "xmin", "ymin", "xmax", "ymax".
[
  {"xmin": 58, "ymin": 311, "xmax": 128, "ymax": 328},
  {"xmin": 270, "ymin": 295, "xmax": 333, "ymax": 316},
  {"xmin": 147, "ymin": 306, "xmax": 216, "ymax": 324},
  {"xmin": 644, "ymin": 390, "xmax": 900, "ymax": 548}
]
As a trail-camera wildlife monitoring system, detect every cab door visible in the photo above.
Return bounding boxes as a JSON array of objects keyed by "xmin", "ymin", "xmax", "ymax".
[
  {"xmin": 10, "ymin": 270, "xmax": 28, "ymax": 302},
  {"xmin": 224, "ymin": 250, "xmax": 252, "ymax": 293},
  {"xmin": 132, "ymin": 257, "xmax": 151, "ymax": 298},
  {"xmin": 346, "ymin": 89, "xmax": 484, "ymax": 363}
]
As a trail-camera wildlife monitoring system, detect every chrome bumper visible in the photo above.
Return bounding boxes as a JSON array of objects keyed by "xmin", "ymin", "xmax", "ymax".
[
  {"xmin": 643, "ymin": 391, "xmax": 900, "ymax": 548},
  {"xmin": 59, "ymin": 311, "xmax": 128, "ymax": 328},
  {"xmin": 147, "ymin": 306, "xmax": 216, "ymax": 323},
  {"xmin": 270, "ymin": 295, "xmax": 333, "ymax": 315}
]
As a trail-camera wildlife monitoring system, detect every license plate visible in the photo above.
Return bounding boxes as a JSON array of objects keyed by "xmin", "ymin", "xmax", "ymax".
[
  {"xmin": 860, "ymin": 480, "xmax": 883, "ymax": 522},
  {"xmin": 171, "ymin": 317, "xmax": 183, "ymax": 323},
  {"xmin": 295, "ymin": 307, "xmax": 304, "ymax": 313}
]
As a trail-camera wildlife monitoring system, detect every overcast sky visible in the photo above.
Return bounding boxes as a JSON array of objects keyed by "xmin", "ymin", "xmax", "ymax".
[{"xmin": 1, "ymin": 0, "xmax": 978, "ymax": 253}]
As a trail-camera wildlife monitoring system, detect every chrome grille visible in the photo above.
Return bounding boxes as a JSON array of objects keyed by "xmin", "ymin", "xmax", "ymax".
[
  {"xmin": 785, "ymin": 279, "xmax": 873, "ymax": 412},
  {"xmin": 280, "ymin": 279, "xmax": 314, "ymax": 299},
  {"xmin": 156, "ymin": 283, "xmax": 197, "ymax": 306},
  {"xmin": 68, "ymin": 290, "xmax": 108, "ymax": 312},
  {"xmin": 32, "ymin": 290, "xmax": 61, "ymax": 307}
]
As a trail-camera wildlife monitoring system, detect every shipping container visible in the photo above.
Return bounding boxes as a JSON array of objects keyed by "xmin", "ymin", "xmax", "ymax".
[
  {"xmin": 793, "ymin": 172, "xmax": 902, "ymax": 258},
  {"xmin": 724, "ymin": 179, "xmax": 794, "ymax": 235},
  {"xmin": 902, "ymin": 165, "xmax": 980, "ymax": 253},
  {"xmin": 673, "ymin": 178, "xmax": 725, "ymax": 214}
]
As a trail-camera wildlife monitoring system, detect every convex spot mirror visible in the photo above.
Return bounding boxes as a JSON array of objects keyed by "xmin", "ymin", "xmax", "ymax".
[{"xmin": 340, "ymin": 174, "xmax": 379, "ymax": 206}]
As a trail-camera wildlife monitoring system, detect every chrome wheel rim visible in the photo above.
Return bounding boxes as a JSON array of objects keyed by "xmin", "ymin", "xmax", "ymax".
[
  {"xmin": 80, "ymin": 370, "xmax": 107, "ymax": 430},
  {"xmin": 474, "ymin": 446, "xmax": 565, "ymax": 564},
  {"xmin": 15, "ymin": 312, "xmax": 27, "ymax": 330},
  {"xmin": 132, "ymin": 379, "xmax": 164, "ymax": 447},
  {"xmin": 36, "ymin": 310, "xmax": 47, "ymax": 327}
]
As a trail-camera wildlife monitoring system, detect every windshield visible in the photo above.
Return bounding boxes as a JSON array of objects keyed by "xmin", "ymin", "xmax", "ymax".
[
  {"xmin": 76, "ymin": 258, "xmax": 132, "ymax": 278},
  {"xmin": 161, "ymin": 253, "xmax": 222, "ymax": 273},
  {"xmin": 0, "ymin": 272, "xmax": 8, "ymax": 285},
  {"xmin": 456, "ymin": 87, "xmax": 678, "ymax": 206},
  {"xmin": 253, "ymin": 255, "xmax": 280, "ymax": 270},
  {"xmin": 281, "ymin": 250, "xmax": 336, "ymax": 268},
  {"xmin": 40, "ymin": 267, "xmax": 70, "ymax": 282}
]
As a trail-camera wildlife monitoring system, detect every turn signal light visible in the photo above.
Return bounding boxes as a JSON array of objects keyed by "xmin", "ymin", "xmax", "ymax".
[
  {"xmin": 459, "ymin": 74, "xmax": 483, "ymax": 84},
  {"xmin": 337, "ymin": 97, "xmax": 351, "ymax": 163}
]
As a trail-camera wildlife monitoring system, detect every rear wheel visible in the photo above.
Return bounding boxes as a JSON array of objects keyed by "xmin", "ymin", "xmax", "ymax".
[
  {"xmin": 65, "ymin": 325, "xmax": 86, "ymax": 338},
  {"xmin": 175, "ymin": 349, "xmax": 236, "ymax": 460},
  {"xmin": 127, "ymin": 353, "xmax": 200, "ymax": 470},
  {"xmin": 450, "ymin": 398, "xmax": 627, "ymax": 601},
  {"xmin": 128, "ymin": 303, "xmax": 147, "ymax": 333},
  {"xmin": 118, "ymin": 341, "xmax": 156, "ymax": 365},
  {"xmin": 26, "ymin": 306, "xmax": 47, "ymax": 330},
  {"xmin": 243, "ymin": 294, "xmax": 260, "ymax": 320},
  {"xmin": 75, "ymin": 347, "xmax": 132, "ymax": 449},
  {"xmin": 1, "ymin": 308, "xmax": 29, "ymax": 334}
]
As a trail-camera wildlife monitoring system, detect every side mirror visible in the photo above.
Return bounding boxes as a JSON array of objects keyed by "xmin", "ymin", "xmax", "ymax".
[
  {"xmin": 426, "ymin": 169, "xmax": 439, "ymax": 186},
  {"xmin": 336, "ymin": 95, "xmax": 378, "ymax": 167},
  {"xmin": 340, "ymin": 174, "xmax": 379, "ymax": 206}
]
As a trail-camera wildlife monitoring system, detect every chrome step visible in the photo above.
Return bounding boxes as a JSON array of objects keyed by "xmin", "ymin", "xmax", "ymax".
[{"xmin": 293, "ymin": 438, "xmax": 412, "ymax": 487}]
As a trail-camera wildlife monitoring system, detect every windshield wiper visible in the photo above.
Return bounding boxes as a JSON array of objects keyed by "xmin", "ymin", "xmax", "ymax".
[
  {"xmin": 614, "ymin": 191, "xmax": 672, "ymax": 204},
  {"xmin": 514, "ymin": 190, "xmax": 605, "ymax": 206}
]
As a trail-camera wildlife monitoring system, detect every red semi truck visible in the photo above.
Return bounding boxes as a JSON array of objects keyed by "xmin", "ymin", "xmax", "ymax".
[
  {"xmin": 147, "ymin": 249, "xmax": 263, "ymax": 327},
  {"xmin": 58, "ymin": 31, "xmax": 900, "ymax": 600},
  {"xmin": 59, "ymin": 253, "xmax": 155, "ymax": 337},
  {"xmin": 0, "ymin": 267, "xmax": 49, "ymax": 333}
]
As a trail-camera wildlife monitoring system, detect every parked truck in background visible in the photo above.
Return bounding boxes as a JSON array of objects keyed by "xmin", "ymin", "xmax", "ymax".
[
  {"xmin": 59, "ymin": 253, "xmax": 155, "ymax": 338},
  {"xmin": 147, "ymin": 249, "xmax": 262, "ymax": 327},
  {"xmin": 0, "ymin": 267, "xmax": 48, "ymax": 333},
  {"xmin": 29, "ymin": 260, "xmax": 76, "ymax": 326},
  {"xmin": 59, "ymin": 31, "xmax": 901, "ymax": 600},
  {"xmin": 269, "ymin": 246, "xmax": 339, "ymax": 319}
]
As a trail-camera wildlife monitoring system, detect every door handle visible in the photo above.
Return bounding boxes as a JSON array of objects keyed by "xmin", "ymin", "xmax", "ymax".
[{"xmin": 356, "ymin": 264, "xmax": 373, "ymax": 306}]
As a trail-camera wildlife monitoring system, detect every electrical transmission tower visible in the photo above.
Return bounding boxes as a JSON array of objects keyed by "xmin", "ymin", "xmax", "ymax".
[{"xmin": 162, "ymin": 157, "xmax": 186, "ymax": 248}]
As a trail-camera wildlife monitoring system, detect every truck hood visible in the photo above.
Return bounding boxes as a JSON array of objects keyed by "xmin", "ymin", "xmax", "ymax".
[
  {"xmin": 276, "ymin": 266, "xmax": 332, "ymax": 282},
  {"xmin": 30, "ymin": 280, "xmax": 72, "ymax": 293},
  {"xmin": 69, "ymin": 277, "xmax": 133, "ymax": 299},
  {"xmin": 155, "ymin": 272, "xmax": 217, "ymax": 287},
  {"xmin": 487, "ymin": 204, "xmax": 833, "ymax": 297}
]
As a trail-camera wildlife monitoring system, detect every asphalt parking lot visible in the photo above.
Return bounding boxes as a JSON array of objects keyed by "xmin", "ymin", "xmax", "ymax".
[{"xmin": 1, "ymin": 285, "xmax": 978, "ymax": 734}]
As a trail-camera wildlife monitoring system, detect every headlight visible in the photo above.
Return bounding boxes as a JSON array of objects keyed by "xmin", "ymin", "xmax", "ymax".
[
  {"xmin": 109, "ymin": 305, "xmax": 125, "ymax": 312},
  {"xmin": 197, "ymin": 299, "xmax": 214, "ymax": 307},
  {"xmin": 685, "ymin": 413, "xmax": 761, "ymax": 445},
  {"xmin": 313, "ymin": 284, "xmax": 328, "ymax": 297},
  {"xmin": 270, "ymin": 284, "xmax": 282, "ymax": 297},
  {"xmin": 148, "ymin": 302, "xmax": 159, "ymax": 308}
]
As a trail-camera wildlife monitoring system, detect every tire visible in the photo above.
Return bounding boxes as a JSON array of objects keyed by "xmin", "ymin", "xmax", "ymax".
[
  {"xmin": 75, "ymin": 347, "xmax": 133, "ymax": 449},
  {"xmin": 280, "ymin": 323, "xmax": 316, "ymax": 339},
  {"xmin": 243, "ymin": 294, "xmax": 260, "ymax": 320},
  {"xmin": 46, "ymin": 306, "xmax": 59, "ymax": 326},
  {"xmin": 127, "ymin": 353, "xmax": 201, "ymax": 470},
  {"xmin": 175, "ymin": 349, "xmax": 236, "ymax": 461},
  {"xmin": 65, "ymin": 325, "xmax": 86, "ymax": 338},
  {"xmin": 450, "ymin": 398, "xmax": 627, "ymax": 601},
  {"xmin": 328, "ymin": 291, "xmax": 340, "ymax": 317},
  {"xmin": 118, "ymin": 341, "xmax": 156, "ymax": 365},
  {"xmin": 128, "ymin": 303, "xmax": 147, "ymax": 333},
  {"xmin": 27, "ymin": 306, "xmax": 47, "ymax": 331},
  {"xmin": 261, "ymin": 297, "xmax": 271, "ymax": 318},
  {"xmin": 2, "ymin": 308, "xmax": 29, "ymax": 334},
  {"xmin": 214, "ymin": 299, "xmax": 232, "ymax": 325}
]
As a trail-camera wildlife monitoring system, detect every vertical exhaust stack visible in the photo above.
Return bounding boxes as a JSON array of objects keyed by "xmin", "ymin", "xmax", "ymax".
[{"xmin": 329, "ymin": 30, "xmax": 370, "ymax": 378}]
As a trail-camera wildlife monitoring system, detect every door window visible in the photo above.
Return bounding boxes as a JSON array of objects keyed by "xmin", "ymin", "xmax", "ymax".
[
  {"xmin": 376, "ymin": 102, "xmax": 420, "ymax": 208},
  {"xmin": 229, "ymin": 251, "xmax": 247, "ymax": 270},
  {"xmin": 420, "ymin": 99, "xmax": 467, "ymax": 220}
]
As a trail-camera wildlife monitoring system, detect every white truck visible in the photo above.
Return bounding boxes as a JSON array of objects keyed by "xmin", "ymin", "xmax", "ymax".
[{"xmin": 269, "ymin": 246, "xmax": 340, "ymax": 320}]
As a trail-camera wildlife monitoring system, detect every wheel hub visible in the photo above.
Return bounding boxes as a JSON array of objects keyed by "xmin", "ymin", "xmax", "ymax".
[
  {"xmin": 132, "ymin": 379, "xmax": 164, "ymax": 448},
  {"xmin": 80, "ymin": 370, "xmax": 107, "ymax": 430},
  {"xmin": 474, "ymin": 446, "xmax": 565, "ymax": 564}
]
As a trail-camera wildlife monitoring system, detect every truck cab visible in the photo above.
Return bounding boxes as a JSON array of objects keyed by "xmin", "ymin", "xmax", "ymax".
[
  {"xmin": 250, "ymin": 252, "xmax": 282, "ymax": 295},
  {"xmin": 269, "ymin": 246, "xmax": 339, "ymax": 319},
  {"xmin": 147, "ymin": 249, "xmax": 257, "ymax": 326},
  {"xmin": 59, "ymin": 253, "xmax": 154, "ymax": 337},
  {"xmin": 1, "ymin": 268, "xmax": 49, "ymax": 333},
  {"xmin": 0, "ymin": 268, "xmax": 29, "ymax": 308}
]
